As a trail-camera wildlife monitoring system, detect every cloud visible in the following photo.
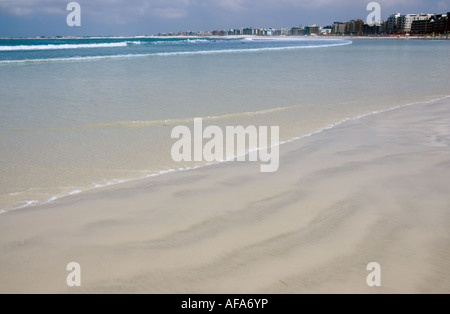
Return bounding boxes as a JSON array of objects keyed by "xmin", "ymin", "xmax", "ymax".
[
  {"xmin": 437, "ymin": 0, "xmax": 450, "ymax": 11},
  {"xmin": 153, "ymin": 7, "xmax": 188, "ymax": 19},
  {"xmin": 215, "ymin": 0, "xmax": 247, "ymax": 11},
  {"xmin": 0, "ymin": 0, "xmax": 447, "ymax": 35},
  {"xmin": 0, "ymin": 0, "xmax": 445, "ymax": 18},
  {"xmin": 205, "ymin": 0, "xmax": 426, "ymax": 10},
  {"xmin": 0, "ymin": 0, "xmax": 192, "ymax": 19}
]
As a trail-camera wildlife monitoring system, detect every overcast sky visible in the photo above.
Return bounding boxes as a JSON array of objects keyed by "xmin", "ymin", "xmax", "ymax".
[{"xmin": 0, "ymin": 0, "xmax": 449, "ymax": 37}]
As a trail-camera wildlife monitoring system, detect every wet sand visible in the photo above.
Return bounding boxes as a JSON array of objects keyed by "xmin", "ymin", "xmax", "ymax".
[{"xmin": 1, "ymin": 98, "xmax": 449, "ymax": 294}]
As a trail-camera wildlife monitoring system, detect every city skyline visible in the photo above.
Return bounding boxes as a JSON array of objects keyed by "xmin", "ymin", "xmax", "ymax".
[{"xmin": 0, "ymin": 0, "xmax": 449, "ymax": 37}]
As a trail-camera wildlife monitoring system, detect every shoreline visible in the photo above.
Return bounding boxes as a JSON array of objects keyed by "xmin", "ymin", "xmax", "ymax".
[
  {"xmin": 1, "ymin": 35, "xmax": 448, "ymax": 40},
  {"xmin": 2, "ymin": 95, "xmax": 448, "ymax": 215},
  {"xmin": 1, "ymin": 97, "xmax": 449, "ymax": 293}
]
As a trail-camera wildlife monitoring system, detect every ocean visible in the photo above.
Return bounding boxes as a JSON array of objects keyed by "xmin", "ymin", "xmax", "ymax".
[{"xmin": 1, "ymin": 36, "xmax": 449, "ymax": 212}]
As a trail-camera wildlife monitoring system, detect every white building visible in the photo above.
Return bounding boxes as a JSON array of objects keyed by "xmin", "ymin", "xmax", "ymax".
[
  {"xmin": 398, "ymin": 13, "xmax": 433, "ymax": 33},
  {"xmin": 417, "ymin": 13, "xmax": 432, "ymax": 20},
  {"xmin": 321, "ymin": 28, "xmax": 332, "ymax": 35},
  {"xmin": 398, "ymin": 14, "xmax": 419, "ymax": 32}
]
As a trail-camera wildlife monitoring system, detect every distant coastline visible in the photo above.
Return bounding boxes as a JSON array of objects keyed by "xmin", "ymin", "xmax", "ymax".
[{"xmin": 1, "ymin": 34, "xmax": 448, "ymax": 40}]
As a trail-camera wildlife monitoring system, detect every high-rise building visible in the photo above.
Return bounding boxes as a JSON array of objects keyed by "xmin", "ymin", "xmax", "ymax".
[
  {"xmin": 432, "ymin": 13, "xmax": 449, "ymax": 34},
  {"xmin": 305, "ymin": 24, "xmax": 320, "ymax": 36},
  {"xmin": 243, "ymin": 28, "xmax": 258, "ymax": 35},
  {"xmin": 347, "ymin": 19, "xmax": 364, "ymax": 35},
  {"xmin": 410, "ymin": 14, "xmax": 433, "ymax": 34},
  {"xmin": 230, "ymin": 29, "xmax": 243, "ymax": 36},
  {"xmin": 386, "ymin": 13, "xmax": 401, "ymax": 33},
  {"xmin": 398, "ymin": 14, "xmax": 420, "ymax": 33},
  {"xmin": 363, "ymin": 21, "xmax": 386, "ymax": 35},
  {"xmin": 280, "ymin": 28, "xmax": 290, "ymax": 36},
  {"xmin": 290, "ymin": 26, "xmax": 305, "ymax": 36},
  {"xmin": 332, "ymin": 22, "xmax": 347, "ymax": 35}
]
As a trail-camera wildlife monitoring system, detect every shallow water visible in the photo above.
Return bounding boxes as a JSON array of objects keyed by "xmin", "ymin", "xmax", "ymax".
[{"xmin": 1, "ymin": 37, "xmax": 449, "ymax": 211}]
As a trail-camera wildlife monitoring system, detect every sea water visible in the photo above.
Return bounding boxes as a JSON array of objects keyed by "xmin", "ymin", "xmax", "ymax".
[{"xmin": 1, "ymin": 37, "xmax": 449, "ymax": 211}]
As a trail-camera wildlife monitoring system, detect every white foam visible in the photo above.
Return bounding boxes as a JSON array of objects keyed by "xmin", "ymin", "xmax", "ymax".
[
  {"xmin": 242, "ymin": 37, "xmax": 345, "ymax": 42},
  {"xmin": 0, "ymin": 40, "xmax": 352, "ymax": 64},
  {"xmin": 46, "ymin": 196, "xmax": 58, "ymax": 202},
  {"xmin": 68, "ymin": 189, "xmax": 82, "ymax": 195},
  {"xmin": 152, "ymin": 39, "xmax": 211, "ymax": 45},
  {"xmin": 160, "ymin": 95, "xmax": 450, "ymax": 176},
  {"xmin": 187, "ymin": 39, "xmax": 209, "ymax": 43},
  {"xmin": 0, "ymin": 42, "xmax": 134, "ymax": 51},
  {"xmin": 289, "ymin": 95, "xmax": 450, "ymax": 143},
  {"xmin": 21, "ymin": 200, "xmax": 40, "ymax": 208},
  {"xmin": 125, "ymin": 41, "xmax": 142, "ymax": 45},
  {"xmin": 153, "ymin": 41, "xmax": 353, "ymax": 56},
  {"xmin": 0, "ymin": 210, "xmax": 6, "ymax": 214},
  {"xmin": 103, "ymin": 179, "xmax": 126, "ymax": 186}
]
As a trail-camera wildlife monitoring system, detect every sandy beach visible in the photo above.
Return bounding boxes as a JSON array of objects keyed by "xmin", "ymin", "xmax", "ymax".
[{"xmin": 1, "ymin": 98, "xmax": 449, "ymax": 294}]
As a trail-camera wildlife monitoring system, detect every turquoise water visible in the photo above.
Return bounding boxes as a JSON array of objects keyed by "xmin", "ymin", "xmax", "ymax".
[{"xmin": 1, "ymin": 37, "xmax": 449, "ymax": 211}]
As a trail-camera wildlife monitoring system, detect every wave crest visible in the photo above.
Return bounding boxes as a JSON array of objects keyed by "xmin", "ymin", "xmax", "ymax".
[
  {"xmin": 0, "ymin": 41, "xmax": 142, "ymax": 51},
  {"xmin": 0, "ymin": 40, "xmax": 352, "ymax": 64}
]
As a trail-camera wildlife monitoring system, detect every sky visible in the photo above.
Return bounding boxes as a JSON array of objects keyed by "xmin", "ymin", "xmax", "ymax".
[{"xmin": 0, "ymin": 0, "xmax": 449, "ymax": 37}]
